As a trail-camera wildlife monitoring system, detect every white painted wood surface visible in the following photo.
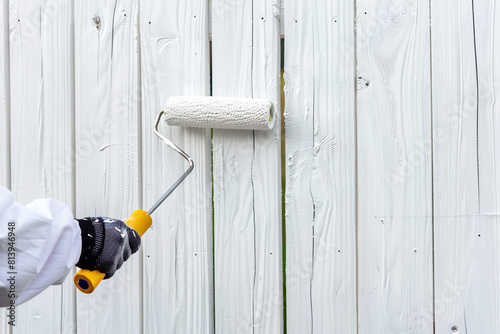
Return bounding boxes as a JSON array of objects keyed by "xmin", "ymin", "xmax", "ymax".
[
  {"xmin": 283, "ymin": 1, "xmax": 357, "ymax": 333},
  {"xmin": 0, "ymin": 1, "xmax": 10, "ymax": 332},
  {"xmin": 431, "ymin": 0, "xmax": 500, "ymax": 332},
  {"xmin": 211, "ymin": 0, "xmax": 283, "ymax": 332},
  {"xmin": 2, "ymin": 0, "xmax": 500, "ymax": 333},
  {"xmin": 139, "ymin": 0, "xmax": 213, "ymax": 333},
  {"xmin": 356, "ymin": 1, "xmax": 433, "ymax": 332},
  {"xmin": 74, "ymin": 0, "xmax": 141, "ymax": 332},
  {"xmin": 9, "ymin": 0, "xmax": 76, "ymax": 332},
  {"xmin": 0, "ymin": 0, "xmax": 9, "ymax": 189},
  {"xmin": 37, "ymin": 2, "xmax": 76, "ymax": 332}
]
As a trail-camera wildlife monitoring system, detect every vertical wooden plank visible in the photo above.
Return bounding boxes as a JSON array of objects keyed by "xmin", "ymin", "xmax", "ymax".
[
  {"xmin": 212, "ymin": 0, "xmax": 283, "ymax": 332},
  {"xmin": 432, "ymin": 0, "xmax": 500, "ymax": 332},
  {"xmin": 284, "ymin": 1, "xmax": 357, "ymax": 333},
  {"xmin": 212, "ymin": 0, "xmax": 256, "ymax": 327},
  {"xmin": 356, "ymin": 0, "xmax": 433, "ymax": 332},
  {"xmin": 140, "ymin": 0, "xmax": 213, "ymax": 333},
  {"xmin": 0, "ymin": 0, "xmax": 9, "ymax": 189},
  {"xmin": 9, "ymin": 1, "xmax": 42, "ymax": 201},
  {"xmin": 251, "ymin": 0, "xmax": 282, "ymax": 331},
  {"xmin": 0, "ymin": 1, "xmax": 10, "ymax": 332},
  {"xmin": 39, "ymin": 1, "xmax": 76, "ymax": 332},
  {"xmin": 9, "ymin": 0, "xmax": 75, "ymax": 332},
  {"xmin": 74, "ymin": 0, "xmax": 141, "ymax": 332}
]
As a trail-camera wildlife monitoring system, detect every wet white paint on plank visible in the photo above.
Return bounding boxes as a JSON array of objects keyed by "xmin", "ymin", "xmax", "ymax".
[
  {"xmin": 249, "ymin": 0, "xmax": 283, "ymax": 332},
  {"xmin": 38, "ymin": 2, "xmax": 77, "ymax": 332},
  {"xmin": 356, "ymin": 0, "xmax": 434, "ymax": 332},
  {"xmin": 284, "ymin": 1, "xmax": 357, "ymax": 333},
  {"xmin": 212, "ymin": 0, "xmax": 283, "ymax": 332},
  {"xmin": 74, "ymin": 1, "xmax": 141, "ymax": 332},
  {"xmin": 0, "ymin": 1, "xmax": 10, "ymax": 332},
  {"xmin": 139, "ymin": 0, "xmax": 213, "ymax": 332},
  {"xmin": 9, "ymin": 0, "xmax": 76, "ymax": 333},
  {"xmin": 2, "ymin": 0, "xmax": 499, "ymax": 332},
  {"xmin": 431, "ymin": 1, "xmax": 500, "ymax": 332}
]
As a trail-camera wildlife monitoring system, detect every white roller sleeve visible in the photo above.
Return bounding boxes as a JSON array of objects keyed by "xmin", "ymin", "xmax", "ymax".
[{"xmin": 163, "ymin": 96, "xmax": 275, "ymax": 130}]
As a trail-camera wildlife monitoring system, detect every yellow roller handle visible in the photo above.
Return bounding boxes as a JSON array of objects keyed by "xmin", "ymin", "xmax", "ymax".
[{"xmin": 74, "ymin": 209, "xmax": 152, "ymax": 294}]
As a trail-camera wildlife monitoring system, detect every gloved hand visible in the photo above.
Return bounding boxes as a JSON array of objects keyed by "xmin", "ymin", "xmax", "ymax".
[{"xmin": 75, "ymin": 217, "xmax": 141, "ymax": 279}]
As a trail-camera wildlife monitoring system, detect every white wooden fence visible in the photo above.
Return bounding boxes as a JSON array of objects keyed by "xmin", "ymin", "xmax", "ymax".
[{"xmin": 1, "ymin": 0, "xmax": 499, "ymax": 333}]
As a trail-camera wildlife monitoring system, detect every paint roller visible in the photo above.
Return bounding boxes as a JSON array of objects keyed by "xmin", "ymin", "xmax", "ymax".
[{"xmin": 74, "ymin": 96, "xmax": 275, "ymax": 293}]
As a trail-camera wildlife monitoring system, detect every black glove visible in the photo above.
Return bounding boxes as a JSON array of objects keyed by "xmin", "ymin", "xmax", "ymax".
[{"xmin": 76, "ymin": 217, "xmax": 141, "ymax": 279}]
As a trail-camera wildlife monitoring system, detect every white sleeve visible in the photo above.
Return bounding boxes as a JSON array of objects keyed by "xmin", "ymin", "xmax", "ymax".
[{"xmin": 0, "ymin": 186, "xmax": 82, "ymax": 307}]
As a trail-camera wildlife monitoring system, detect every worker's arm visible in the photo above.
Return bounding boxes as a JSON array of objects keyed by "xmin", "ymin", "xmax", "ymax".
[
  {"xmin": 0, "ymin": 186, "xmax": 140, "ymax": 307},
  {"xmin": 0, "ymin": 185, "xmax": 81, "ymax": 306}
]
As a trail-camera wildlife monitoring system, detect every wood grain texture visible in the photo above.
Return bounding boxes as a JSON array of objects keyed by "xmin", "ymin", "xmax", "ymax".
[
  {"xmin": 38, "ymin": 1, "xmax": 76, "ymax": 332},
  {"xmin": 250, "ymin": 0, "xmax": 282, "ymax": 332},
  {"xmin": 431, "ymin": 0, "xmax": 500, "ymax": 332},
  {"xmin": 284, "ymin": 1, "xmax": 357, "ymax": 333},
  {"xmin": 0, "ymin": 1, "xmax": 10, "ymax": 332},
  {"xmin": 74, "ymin": 0, "xmax": 141, "ymax": 332},
  {"xmin": 139, "ymin": 0, "xmax": 213, "ymax": 332},
  {"xmin": 9, "ymin": 0, "xmax": 75, "ymax": 332},
  {"xmin": 356, "ymin": 0, "xmax": 433, "ymax": 332},
  {"xmin": 212, "ymin": 0, "xmax": 283, "ymax": 332}
]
